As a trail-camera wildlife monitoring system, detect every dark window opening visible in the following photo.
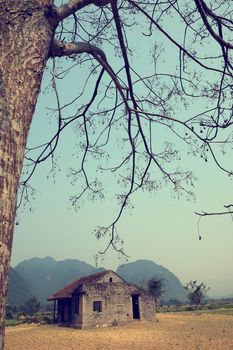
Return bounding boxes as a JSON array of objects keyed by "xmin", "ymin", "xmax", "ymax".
[
  {"xmin": 75, "ymin": 298, "xmax": 80, "ymax": 314},
  {"xmin": 93, "ymin": 301, "xmax": 102, "ymax": 312},
  {"xmin": 109, "ymin": 277, "xmax": 113, "ymax": 282}
]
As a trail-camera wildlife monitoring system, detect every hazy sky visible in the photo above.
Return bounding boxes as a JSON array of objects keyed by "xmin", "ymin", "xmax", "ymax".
[{"xmin": 11, "ymin": 4, "xmax": 233, "ymax": 298}]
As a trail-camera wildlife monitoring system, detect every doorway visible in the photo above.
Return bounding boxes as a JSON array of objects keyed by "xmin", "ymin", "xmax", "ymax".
[
  {"xmin": 131, "ymin": 295, "xmax": 140, "ymax": 319},
  {"xmin": 61, "ymin": 299, "xmax": 72, "ymax": 324}
]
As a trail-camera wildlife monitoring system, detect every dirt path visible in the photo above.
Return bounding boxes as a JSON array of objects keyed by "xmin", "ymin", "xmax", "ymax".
[{"xmin": 5, "ymin": 313, "xmax": 233, "ymax": 350}]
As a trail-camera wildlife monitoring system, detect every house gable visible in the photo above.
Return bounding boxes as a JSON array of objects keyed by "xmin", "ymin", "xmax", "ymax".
[{"xmin": 94, "ymin": 270, "xmax": 125, "ymax": 284}]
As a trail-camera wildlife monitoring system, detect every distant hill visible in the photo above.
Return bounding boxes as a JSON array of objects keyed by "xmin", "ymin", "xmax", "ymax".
[
  {"xmin": 8, "ymin": 257, "xmax": 187, "ymax": 305},
  {"xmin": 14, "ymin": 257, "xmax": 105, "ymax": 304},
  {"xmin": 7, "ymin": 267, "xmax": 34, "ymax": 306},
  {"xmin": 117, "ymin": 260, "xmax": 188, "ymax": 302}
]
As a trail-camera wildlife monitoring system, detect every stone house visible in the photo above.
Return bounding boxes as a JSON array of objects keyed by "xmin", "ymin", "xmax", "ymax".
[{"xmin": 48, "ymin": 270, "xmax": 156, "ymax": 328}]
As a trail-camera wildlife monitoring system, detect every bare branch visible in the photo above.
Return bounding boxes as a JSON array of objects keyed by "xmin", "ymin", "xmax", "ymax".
[
  {"xmin": 196, "ymin": 210, "xmax": 233, "ymax": 216},
  {"xmin": 195, "ymin": 0, "xmax": 233, "ymax": 50},
  {"xmin": 49, "ymin": 39, "xmax": 129, "ymax": 105},
  {"xmin": 196, "ymin": 204, "xmax": 233, "ymax": 217},
  {"xmin": 54, "ymin": 0, "xmax": 110, "ymax": 23},
  {"xmin": 128, "ymin": 0, "xmax": 232, "ymax": 77},
  {"xmin": 50, "ymin": 39, "xmax": 106, "ymax": 60}
]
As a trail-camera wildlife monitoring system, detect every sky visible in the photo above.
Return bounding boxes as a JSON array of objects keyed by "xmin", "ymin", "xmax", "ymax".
[{"xmin": 10, "ymin": 2, "xmax": 233, "ymax": 298}]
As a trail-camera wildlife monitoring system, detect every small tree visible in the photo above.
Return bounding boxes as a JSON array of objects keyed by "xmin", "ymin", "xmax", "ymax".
[
  {"xmin": 147, "ymin": 276, "xmax": 166, "ymax": 310},
  {"xmin": 24, "ymin": 297, "xmax": 41, "ymax": 316},
  {"xmin": 185, "ymin": 280, "xmax": 209, "ymax": 309},
  {"xmin": 5, "ymin": 305, "xmax": 17, "ymax": 320}
]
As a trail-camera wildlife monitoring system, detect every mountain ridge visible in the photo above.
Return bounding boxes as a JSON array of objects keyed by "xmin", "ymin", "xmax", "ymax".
[
  {"xmin": 8, "ymin": 257, "xmax": 187, "ymax": 305},
  {"xmin": 14, "ymin": 256, "xmax": 105, "ymax": 304}
]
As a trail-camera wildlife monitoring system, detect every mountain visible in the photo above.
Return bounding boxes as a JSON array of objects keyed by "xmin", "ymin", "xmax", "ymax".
[
  {"xmin": 117, "ymin": 260, "xmax": 187, "ymax": 302},
  {"xmin": 7, "ymin": 267, "xmax": 34, "ymax": 306},
  {"xmin": 14, "ymin": 257, "xmax": 105, "ymax": 304},
  {"xmin": 8, "ymin": 257, "xmax": 187, "ymax": 305}
]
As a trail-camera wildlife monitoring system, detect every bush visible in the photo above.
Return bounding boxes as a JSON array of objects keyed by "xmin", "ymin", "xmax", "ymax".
[{"xmin": 185, "ymin": 306, "xmax": 195, "ymax": 311}]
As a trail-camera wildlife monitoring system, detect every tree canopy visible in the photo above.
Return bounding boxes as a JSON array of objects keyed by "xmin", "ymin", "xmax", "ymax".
[
  {"xmin": 18, "ymin": 0, "xmax": 233, "ymax": 253},
  {"xmin": 147, "ymin": 276, "xmax": 166, "ymax": 301},
  {"xmin": 185, "ymin": 280, "xmax": 210, "ymax": 308}
]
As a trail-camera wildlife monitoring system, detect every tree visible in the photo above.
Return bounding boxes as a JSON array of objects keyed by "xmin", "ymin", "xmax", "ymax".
[
  {"xmin": 0, "ymin": 0, "xmax": 232, "ymax": 347},
  {"xmin": 24, "ymin": 297, "xmax": 41, "ymax": 316},
  {"xmin": 147, "ymin": 276, "xmax": 166, "ymax": 309},
  {"xmin": 185, "ymin": 280, "xmax": 209, "ymax": 309}
]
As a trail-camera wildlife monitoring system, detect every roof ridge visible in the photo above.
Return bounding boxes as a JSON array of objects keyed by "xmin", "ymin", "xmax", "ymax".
[{"xmin": 48, "ymin": 269, "xmax": 116, "ymax": 301}]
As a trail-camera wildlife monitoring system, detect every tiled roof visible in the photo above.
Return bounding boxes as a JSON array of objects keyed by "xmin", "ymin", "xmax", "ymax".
[{"xmin": 48, "ymin": 270, "xmax": 115, "ymax": 300}]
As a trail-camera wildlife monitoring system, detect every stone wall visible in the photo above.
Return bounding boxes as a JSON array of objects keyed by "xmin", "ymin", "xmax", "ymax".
[{"xmin": 80, "ymin": 282, "xmax": 156, "ymax": 328}]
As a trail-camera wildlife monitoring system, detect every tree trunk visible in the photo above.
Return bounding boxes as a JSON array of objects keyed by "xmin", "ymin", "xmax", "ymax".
[{"xmin": 0, "ymin": 1, "xmax": 55, "ymax": 348}]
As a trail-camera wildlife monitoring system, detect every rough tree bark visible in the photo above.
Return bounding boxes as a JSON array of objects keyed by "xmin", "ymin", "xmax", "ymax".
[{"xmin": 0, "ymin": 0, "xmax": 56, "ymax": 348}]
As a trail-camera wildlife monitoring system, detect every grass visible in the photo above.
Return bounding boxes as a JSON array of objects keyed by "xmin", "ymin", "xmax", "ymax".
[
  {"xmin": 160, "ymin": 303, "xmax": 233, "ymax": 317},
  {"xmin": 5, "ymin": 319, "xmax": 24, "ymax": 327},
  {"xmin": 5, "ymin": 311, "xmax": 54, "ymax": 327}
]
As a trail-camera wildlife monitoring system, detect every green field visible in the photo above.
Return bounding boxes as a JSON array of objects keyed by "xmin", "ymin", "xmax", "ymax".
[{"xmin": 160, "ymin": 303, "xmax": 233, "ymax": 316}]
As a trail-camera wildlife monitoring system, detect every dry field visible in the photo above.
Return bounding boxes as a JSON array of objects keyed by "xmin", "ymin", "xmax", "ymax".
[{"xmin": 5, "ymin": 312, "xmax": 233, "ymax": 350}]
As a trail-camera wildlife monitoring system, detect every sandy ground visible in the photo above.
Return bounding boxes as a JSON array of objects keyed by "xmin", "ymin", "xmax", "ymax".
[{"xmin": 5, "ymin": 313, "xmax": 233, "ymax": 350}]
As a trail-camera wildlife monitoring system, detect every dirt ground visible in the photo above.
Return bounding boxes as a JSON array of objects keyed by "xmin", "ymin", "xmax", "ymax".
[{"xmin": 5, "ymin": 313, "xmax": 233, "ymax": 350}]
